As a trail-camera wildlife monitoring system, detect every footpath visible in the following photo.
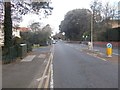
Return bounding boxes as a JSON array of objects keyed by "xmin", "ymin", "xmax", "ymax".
[
  {"xmin": 2, "ymin": 45, "xmax": 52, "ymax": 88},
  {"xmin": 81, "ymin": 45, "xmax": 119, "ymax": 63}
]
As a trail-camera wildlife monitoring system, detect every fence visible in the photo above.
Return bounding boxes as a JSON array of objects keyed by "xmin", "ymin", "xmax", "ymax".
[{"xmin": 2, "ymin": 46, "xmax": 18, "ymax": 64}]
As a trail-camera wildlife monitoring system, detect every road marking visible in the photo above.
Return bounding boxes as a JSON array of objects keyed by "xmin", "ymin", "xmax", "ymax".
[
  {"xmin": 113, "ymin": 53, "xmax": 119, "ymax": 56},
  {"xmin": 38, "ymin": 54, "xmax": 46, "ymax": 58},
  {"xmin": 87, "ymin": 53, "xmax": 106, "ymax": 61},
  {"xmin": 50, "ymin": 58, "xmax": 54, "ymax": 88},
  {"xmin": 36, "ymin": 75, "xmax": 47, "ymax": 82},
  {"xmin": 38, "ymin": 53, "xmax": 52, "ymax": 88},
  {"xmin": 44, "ymin": 59, "xmax": 47, "ymax": 63},
  {"xmin": 94, "ymin": 55, "xmax": 107, "ymax": 61},
  {"xmin": 50, "ymin": 46, "xmax": 54, "ymax": 89},
  {"xmin": 21, "ymin": 55, "xmax": 36, "ymax": 62},
  {"xmin": 99, "ymin": 52, "xmax": 105, "ymax": 55},
  {"xmin": 44, "ymin": 65, "xmax": 51, "ymax": 88}
]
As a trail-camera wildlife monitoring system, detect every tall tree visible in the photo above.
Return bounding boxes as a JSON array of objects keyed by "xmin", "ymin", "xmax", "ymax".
[
  {"xmin": 4, "ymin": 1, "xmax": 13, "ymax": 47},
  {"xmin": 30, "ymin": 22, "xmax": 41, "ymax": 32},
  {"xmin": 60, "ymin": 9, "xmax": 91, "ymax": 40}
]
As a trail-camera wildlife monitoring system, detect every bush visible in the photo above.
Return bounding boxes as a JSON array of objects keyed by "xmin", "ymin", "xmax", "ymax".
[{"xmin": 97, "ymin": 27, "xmax": 120, "ymax": 41}]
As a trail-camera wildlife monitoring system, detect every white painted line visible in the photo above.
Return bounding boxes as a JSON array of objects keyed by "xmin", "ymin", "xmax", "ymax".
[
  {"xmin": 44, "ymin": 66, "xmax": 51, "ymax": 88},
  {"xmin": 87, "ymin": 53, "xmax": 106, "ymax": 61},
  {"xmin": 99, "ymin": 52, "xmax": 105, "ymax": 55},
  {"xmin": 94, "ymin": 55, "xmax": 107, "ymax": 61},
  {"xmin": 113, "ymin": 53, "xmax": 119, "ymax": 56},
  {"xmin": 50, "ymin": 46, "xmax": 54, "ymax": 89},
  {"xmin": 21, "ymin": 55, "xmax": 36, "ymax": 62},
  {"xmin": 44, "ymin": 59, "xmax": 47, "ymax": 63},
  {"xmin": 38, "ymin": 53, "xmax": 52, "ymax": 88},
  {"xmin": 38, "ymin": 54, "xmax": 46, "ymax": 58},
  {"xmin": 36, "ymin": 75, "xmax": 47, "ymax": 82},
  {"xmin": 50, "ymin": 61, "xmax": 54, "ymax": 88}
]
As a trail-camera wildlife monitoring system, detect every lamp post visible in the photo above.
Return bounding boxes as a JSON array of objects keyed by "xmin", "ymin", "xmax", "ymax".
[{"xmin": 90, "ymin": 12, "xmax": 93, "ymax": 50}]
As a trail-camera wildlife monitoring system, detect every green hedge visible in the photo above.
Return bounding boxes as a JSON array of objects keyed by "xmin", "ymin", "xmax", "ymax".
[{"xmin": 97, "ymin": 27, "xmax": 120, "ymax": 41}]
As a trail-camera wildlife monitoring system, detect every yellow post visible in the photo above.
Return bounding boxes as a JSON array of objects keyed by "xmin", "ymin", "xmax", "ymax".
[{"xmin": 106, "ymin": 43, "xmax": 112, "ymax": 57}]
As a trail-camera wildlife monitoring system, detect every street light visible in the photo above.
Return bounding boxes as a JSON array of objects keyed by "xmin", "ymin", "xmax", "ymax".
[
  {"xmin": 90, "ymin": 12, "xmax": 93, "ymax": 50},
  {"xmin": 82, "ymin": 35, "xmax": 84, "ymax": 38},
  {"xmin": 85, "ymin": 36, "xmax": 88, "ymax": 41}
]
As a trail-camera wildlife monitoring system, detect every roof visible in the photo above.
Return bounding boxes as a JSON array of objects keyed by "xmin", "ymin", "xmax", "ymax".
[{"xmin": 17, "ymin": 27, "xmax": 30, "ymax": 32}]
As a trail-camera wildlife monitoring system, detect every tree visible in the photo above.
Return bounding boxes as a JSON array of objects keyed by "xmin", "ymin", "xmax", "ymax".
[
  {"xmin": 90, "ymin": 0, "xmax": 118, "ymax": 41},
  {"xmin": 52, "ymin": 33, "xmax": 65, "ymax": 40},
  {"xmin": 4, "ymin": 1, "xmax": 13, "ymax": 47},
  {"xmin": 2, "ymin": 0, "xmax": 53, "ymax": 49},
  {"xmin": 30, "ymin": 22, "xmax": 41, "ymax": 32},
  {"xmin": 59, "ymin": 9, "xmax": 91, "ymax": 40},
  {"xmin": 21, "ymin": 24, "xmax": 52, "ymax": 46}
]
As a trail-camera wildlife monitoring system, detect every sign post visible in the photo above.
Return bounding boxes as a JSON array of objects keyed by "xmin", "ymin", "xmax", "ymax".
[{"xmin": 106, "ymin": 43, "xmax": 112, "ymax": 57}]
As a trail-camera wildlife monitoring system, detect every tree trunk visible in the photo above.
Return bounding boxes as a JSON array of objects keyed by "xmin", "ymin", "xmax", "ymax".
[{"xmin": 4, "ymin": 1, "xmax": 13, "ymax": 48}]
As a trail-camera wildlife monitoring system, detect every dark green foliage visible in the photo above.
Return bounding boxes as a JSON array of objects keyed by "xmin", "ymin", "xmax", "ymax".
[
  {"xmin": 97, "ymin": 27, "xmax": 120, "ymax": 41},
  {"xmin": 20, "ymin": 29, "xmax": 51, "ymax": 46},
  {"xmin": 59, "ymin": 9, "xmax": 91, "ymax": 41},
  {"xmin": 107, "ymin": 28, "xmax": 120, "ymax": 41}
]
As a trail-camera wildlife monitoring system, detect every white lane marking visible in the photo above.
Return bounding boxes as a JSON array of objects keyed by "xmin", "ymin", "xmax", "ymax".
[
  {"xmin": 94, "ymin": 55, "xmax": 107, "ymax": 61},
  {"xmin": 21, "ymin": 55, "xmax": 36, "ymax": 62},
  {"xmin": 50, "ymin": 46, "xmax": 54, "ymax": 88},
  {"xmin": 112, "ymin": 53, "xmax": 119, "ymax": 56},
  {"xmin": 99, "ymin": 52, "xmax": 105, "ymax": 55},
  {"xmin": 44, "ymin": 59, "xmax": 47, "ymax": 63},
  {"xmin": 36, "ymin": 75, "xmax": 47, "ymax": 82},
  {"xmin": 38, "ymin": 54, "xmax": 46, "ymax": 58},
  {"xmin": 38, "ymin": 53, "xmax": 52, "ymax": 88},
  {"xmin": 87, "ymin": 53, "xmax": 106, "ymax": 61},
  {"xmin": 50, "ymin": 61, "xmax": 54, "ymax": 88}
]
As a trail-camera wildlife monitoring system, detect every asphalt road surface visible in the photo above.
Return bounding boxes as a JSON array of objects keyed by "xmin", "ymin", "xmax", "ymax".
[{"xmin": 53, "ymin": 41, "xmax": 118, "ymax": 88}]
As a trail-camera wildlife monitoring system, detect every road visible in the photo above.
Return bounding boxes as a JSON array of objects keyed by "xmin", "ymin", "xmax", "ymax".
[{"xmin": 52, "ymin": 41, "xmax": 118, "ymax": 88}]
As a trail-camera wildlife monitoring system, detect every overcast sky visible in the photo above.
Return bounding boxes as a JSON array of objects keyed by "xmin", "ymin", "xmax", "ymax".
[{"xmin": 19, "ymin": 0, "xmax": 119, "ymax": 34}]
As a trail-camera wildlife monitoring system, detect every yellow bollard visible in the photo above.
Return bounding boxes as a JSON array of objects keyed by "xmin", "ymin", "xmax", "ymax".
[{"xmin": 106, "ymin": 43, "xmax": 112, "ymax": 57}]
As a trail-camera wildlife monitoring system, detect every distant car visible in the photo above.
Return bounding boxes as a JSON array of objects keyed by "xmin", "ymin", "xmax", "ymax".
[{"xmin": 52, "ymin": 40, "xmax": 56, "ymax": 44}]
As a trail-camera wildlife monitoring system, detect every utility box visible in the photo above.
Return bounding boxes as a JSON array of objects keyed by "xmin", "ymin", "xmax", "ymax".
[{"xmin": 19, "ymin": 44, "xmax": 27, "ymax": 59}]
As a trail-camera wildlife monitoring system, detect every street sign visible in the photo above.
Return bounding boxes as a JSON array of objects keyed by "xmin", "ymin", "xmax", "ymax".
[{"xmin": 107, "ymin": 43, "xmax": 112, "ymax": 48}]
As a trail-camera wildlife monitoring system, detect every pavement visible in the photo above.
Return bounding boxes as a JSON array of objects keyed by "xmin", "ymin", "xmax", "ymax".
[{"xmin": 2, "ymin": 45, "xmax": 52, "ymax": 88}]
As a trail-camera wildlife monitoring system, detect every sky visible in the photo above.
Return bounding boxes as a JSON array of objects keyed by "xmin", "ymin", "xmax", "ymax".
[{"xmin": 19, "ymin": 0, "xmax": 119, "ymax": 34}]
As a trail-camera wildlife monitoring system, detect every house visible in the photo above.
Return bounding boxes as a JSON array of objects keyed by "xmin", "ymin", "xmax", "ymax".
[
  {"xmin": 109, "ymin": 20, "xmax": 120, "ymax": 28},
  {"xmin": 0, "ymin": 24, "xmax": 4, "ymax": 46},
  {"xmin": 17, "ymin": 27, "xmax": 30, "ymax": 32},
  {"xmin": 0, "ymin": 24, "xmax": 22, "ymax": 46}
]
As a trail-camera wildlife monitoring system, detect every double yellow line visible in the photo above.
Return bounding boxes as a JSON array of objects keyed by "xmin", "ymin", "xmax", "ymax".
[{"xmin": 38, "ymin": 53, "xmax": 53, "ymax": 89}]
